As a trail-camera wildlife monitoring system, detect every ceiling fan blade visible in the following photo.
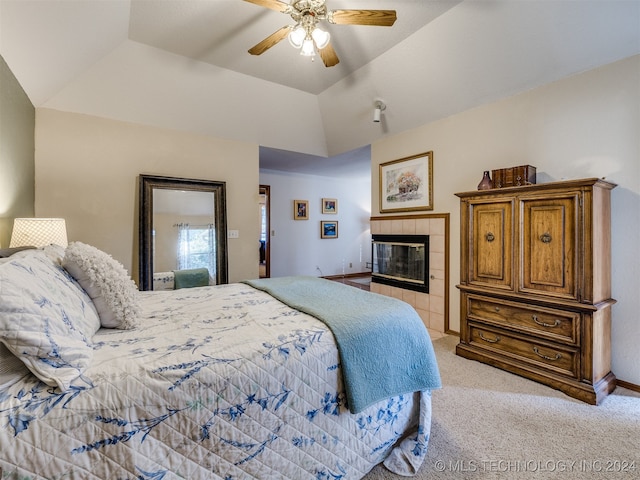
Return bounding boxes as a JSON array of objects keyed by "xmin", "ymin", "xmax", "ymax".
[
  {"xmin": 329, "ymin": 9, "xmax": 397, "ymax": 27},
  {"xmin": 242, "ymin": 0, "xmax": 291, "ymax": 13},
  {"xmin": 248, "ymin": 26, "xmax": 291, "ymax": 55},
  {"xmin": 319, "ymin": 42, "xmax": 340, "ymax": 67}
]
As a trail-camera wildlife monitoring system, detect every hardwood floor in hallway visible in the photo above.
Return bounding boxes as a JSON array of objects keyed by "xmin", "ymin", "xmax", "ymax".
[{"xmin": 326, "ymin": 274, "xmax": 371, "ymax": 291}]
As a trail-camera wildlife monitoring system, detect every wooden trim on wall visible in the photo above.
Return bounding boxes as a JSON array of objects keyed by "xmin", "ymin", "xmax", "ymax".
[
  {"xmin": 370, "ymin": 213, "xmax": 450, "ymax": 221},
  {"xmin": 259, "ymin": 185, "xmax": 271, "ymax": 278},
  {"xmin": 616, "ymin": 379, "xmax": 640, "ymax": 394}
]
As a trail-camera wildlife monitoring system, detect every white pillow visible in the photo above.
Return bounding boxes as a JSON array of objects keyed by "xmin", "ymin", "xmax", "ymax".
[
  {"xmin": 63, "ymin": 242, "xmax": 140, "ymax": 329},
  {"xmin": 0, "ymin": 250, "xmax": 100, "ymax": 390}
]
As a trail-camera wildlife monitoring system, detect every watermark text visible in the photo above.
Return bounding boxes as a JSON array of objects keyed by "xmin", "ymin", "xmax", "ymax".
[{"xmin": 432, "ymin": 459, "xmax": 637, "ymax": 474}]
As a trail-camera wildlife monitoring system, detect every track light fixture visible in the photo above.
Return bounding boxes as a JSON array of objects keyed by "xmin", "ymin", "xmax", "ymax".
[{"xmin": 373, "ymin": 100, "xmax": 386, "ymax": 123}]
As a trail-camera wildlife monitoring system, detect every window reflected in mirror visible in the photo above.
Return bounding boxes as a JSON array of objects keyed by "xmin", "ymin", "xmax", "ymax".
[{"xmin": 139, "ymin": 175, "xmax": 228, "ymax": 291}]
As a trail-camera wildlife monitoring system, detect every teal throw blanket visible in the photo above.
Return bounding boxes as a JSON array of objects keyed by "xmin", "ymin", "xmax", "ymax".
[
  {"xmin": 243, "ymin": 276, "xmax": 441, "ymax": 413},
  {"xmin": 173, "ymin": 268, "xmax": 209, "ymax": 289}
]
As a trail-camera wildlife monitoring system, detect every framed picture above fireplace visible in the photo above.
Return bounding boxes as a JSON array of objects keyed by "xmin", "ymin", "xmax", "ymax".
[{"xmin": 379, "ymin": 151, "xmax": 433, "ymax": 213}]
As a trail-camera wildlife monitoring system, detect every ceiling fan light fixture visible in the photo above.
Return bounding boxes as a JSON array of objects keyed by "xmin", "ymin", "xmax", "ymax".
[
  {"xmin": 245, "ymin": 0, "xmax": 396, "ymax": 68},
  {"xmin": 311, "ymin": 26, "xmax": 330, "ymax": 49},
  {"xmin": 288, "ymin": 25, "xmax": 306, "ymax": 48},
  {"xmin": 300, "ymin": 37, "xmax": 316, "ymax": 56}
]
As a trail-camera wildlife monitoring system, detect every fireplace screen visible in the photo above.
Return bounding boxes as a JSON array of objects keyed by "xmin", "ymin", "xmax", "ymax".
[{"xmin": 371, "ymin": 234, "xmax": 429, "ymax": 293}]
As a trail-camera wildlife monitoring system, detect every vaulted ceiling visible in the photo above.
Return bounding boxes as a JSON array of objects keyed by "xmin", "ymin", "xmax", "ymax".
[{"xmin": 1, "ymin": 1, "xmax": 638, "ymax": 175}]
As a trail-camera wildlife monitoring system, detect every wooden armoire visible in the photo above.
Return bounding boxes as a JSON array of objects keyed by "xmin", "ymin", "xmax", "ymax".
[{"xmin": 455, "ymin": 178, "xmax": 616, "ymax": 404}]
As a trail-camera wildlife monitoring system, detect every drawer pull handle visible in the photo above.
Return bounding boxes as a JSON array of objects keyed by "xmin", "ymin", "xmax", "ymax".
[
  {"xmin": 533, "ymin": 346, "xmax": 562, "ymax": 361},
  {"xmin": 540, "ymin": 232, "xmax": 552, "ymax": 243},
  {"xmin": 485, "ymin": 232, "xmax": 495, "ymax": 242},
  {"xmin": 532, "ymin": 315, "xmax": 561, "ymax": 328},
  {"xmin": 479, "ymin": 332, "xmax": 501, "ymax": 343}
]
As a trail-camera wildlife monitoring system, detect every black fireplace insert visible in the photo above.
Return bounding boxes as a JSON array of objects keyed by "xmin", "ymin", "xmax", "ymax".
[{"xmin": 371, "ymin": 234, "xmax": 429, "ymax": 293}]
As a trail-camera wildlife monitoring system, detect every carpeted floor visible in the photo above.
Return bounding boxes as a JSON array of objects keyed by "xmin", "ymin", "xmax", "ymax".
[{"xmin": 364, "ymin": 335, "xmax": 640, "ymax": 479}]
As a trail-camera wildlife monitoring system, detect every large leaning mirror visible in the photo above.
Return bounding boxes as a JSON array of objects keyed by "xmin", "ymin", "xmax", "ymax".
[{"xmin": 139, "ymin": 174, "xmax": 228, "ymax": 291}]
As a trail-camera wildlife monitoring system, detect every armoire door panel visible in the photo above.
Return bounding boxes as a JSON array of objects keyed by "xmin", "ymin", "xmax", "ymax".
[
  {"xmin": 521, "ymin": 196, "xmax": 578, "ymax": 299},
  {"xmin": 470, "ymin": 201, "xmax": 513, "ymax": 289}
]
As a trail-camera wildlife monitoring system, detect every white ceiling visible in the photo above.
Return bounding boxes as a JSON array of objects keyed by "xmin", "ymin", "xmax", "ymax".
[
  {"xmin": 128, "ymin": 0, "xmax": 462, "ymax": 95},
  {"xmin": 1, "ymin": 0, "xmax": 638, "ymax": 176},
  {"xmin": 260, "ymin": 144, "xmax": 372, "ymax": 178}
]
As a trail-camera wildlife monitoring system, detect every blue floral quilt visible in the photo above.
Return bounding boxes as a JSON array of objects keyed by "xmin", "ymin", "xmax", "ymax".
[{"xmin": 0, "ymin": 283, "xmax": 435, "ymax": 479}]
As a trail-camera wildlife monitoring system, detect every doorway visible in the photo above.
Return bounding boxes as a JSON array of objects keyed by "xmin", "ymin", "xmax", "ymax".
[{"xmin": 259, "ymin": 185, "xmax": 270, "ymax": 278}]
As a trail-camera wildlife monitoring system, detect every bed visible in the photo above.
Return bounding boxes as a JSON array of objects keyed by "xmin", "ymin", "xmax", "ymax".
[{"xmin": 0, "ymin": 243, "xmax": 441, "ymax": 479}]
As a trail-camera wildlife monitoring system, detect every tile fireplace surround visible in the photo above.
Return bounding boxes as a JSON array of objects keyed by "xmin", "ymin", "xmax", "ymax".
[{"xmin": 370, "ymin": 214, "xmax": 449, "ymax": 333}]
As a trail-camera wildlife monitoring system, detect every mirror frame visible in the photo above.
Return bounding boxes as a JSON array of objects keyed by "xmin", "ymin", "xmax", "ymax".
[{"xmin": 139, "ymin": 174, "xmax": 228, "ymax": 291}]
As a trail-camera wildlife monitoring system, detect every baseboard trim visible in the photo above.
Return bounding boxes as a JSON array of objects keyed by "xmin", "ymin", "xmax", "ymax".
[{"xmin": 616, "ymin": 379, "xmax": 640, "ymax": 394}]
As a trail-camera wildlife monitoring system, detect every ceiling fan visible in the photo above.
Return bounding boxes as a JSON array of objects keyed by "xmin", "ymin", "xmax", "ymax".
[{"xmin": 243, "ymin": 0, "xmax": 397, "ymax": 67}]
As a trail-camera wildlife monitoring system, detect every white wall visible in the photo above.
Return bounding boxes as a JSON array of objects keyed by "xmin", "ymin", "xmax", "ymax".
[
  {"xmin": 259, "ymin": 170, "xmax": 371, "ymax": 278},
  {"xmin": 372, "ymin": 55, "xmax": 640, "ymax": 386}
]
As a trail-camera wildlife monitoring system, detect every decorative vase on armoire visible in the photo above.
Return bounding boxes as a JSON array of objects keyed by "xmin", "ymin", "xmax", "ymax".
[{"xmin": 477, "ymin": 171, "xmax": 493, "ymax": 190}]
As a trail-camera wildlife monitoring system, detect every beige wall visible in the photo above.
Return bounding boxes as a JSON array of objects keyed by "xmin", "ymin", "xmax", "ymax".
[
  {"xmin": 0, "ymin": 55, "xmax": 35, "ymax": 247},
  {"xmin": 34, "ymin": 109, "xmax": 260, "ymax": 283},
  {"xmin": 372, "ymin": 55, "xmax": 640, "ymax": 386}
]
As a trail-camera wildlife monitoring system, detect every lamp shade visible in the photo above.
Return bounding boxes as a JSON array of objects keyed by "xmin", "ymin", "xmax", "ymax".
[{"xmin": 9, "ymin": 218, "xmax": 68, "ymax": 248}]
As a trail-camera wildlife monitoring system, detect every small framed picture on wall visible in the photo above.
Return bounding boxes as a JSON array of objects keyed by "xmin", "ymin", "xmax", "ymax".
[
  {"xmin": 320, "ymin": 221, "xmax": 338, "ymax": 239},
  {"xmin": 321, "ymin": 198, "xmax": 338, "ymax": 214},
  {"xmin": 294, "ymin": 200, "xmax": 309, "ymax": 220}
]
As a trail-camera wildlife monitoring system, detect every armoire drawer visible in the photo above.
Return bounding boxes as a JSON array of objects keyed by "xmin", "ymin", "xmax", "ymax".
[
  {"xmin": 468, "ymin": 323, "xmax": 579, "ymax": 379},
  {"xmin": 467, "ymin": 295, "xmax": 579, "ymax": 345}
]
